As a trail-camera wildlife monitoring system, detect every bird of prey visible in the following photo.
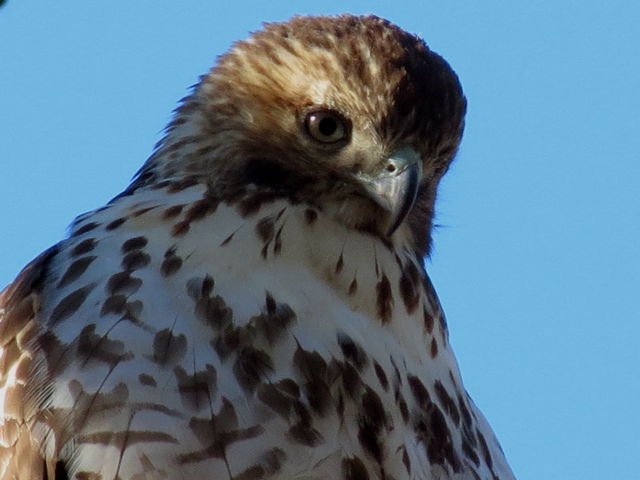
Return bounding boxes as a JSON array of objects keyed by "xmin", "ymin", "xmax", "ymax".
[{"xmin": 0, "ymin": 14, "xmax": 515, "ymax": 480}]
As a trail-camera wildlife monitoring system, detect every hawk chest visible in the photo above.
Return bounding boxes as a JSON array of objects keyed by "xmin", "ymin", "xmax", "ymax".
[{"xmin": 30, "ymin": 188, "xmax": 477, "ymax": 479}]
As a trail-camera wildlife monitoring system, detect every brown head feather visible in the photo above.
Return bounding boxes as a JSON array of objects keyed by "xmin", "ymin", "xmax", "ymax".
[{"xmin": 127, "ymin": 14, "xmax": 466, "ymax": 255}]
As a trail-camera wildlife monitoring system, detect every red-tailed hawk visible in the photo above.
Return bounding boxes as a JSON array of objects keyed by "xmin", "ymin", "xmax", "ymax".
[{"xmin": 0, "ymin": 14, "xmax": 515, "ymax": 480}]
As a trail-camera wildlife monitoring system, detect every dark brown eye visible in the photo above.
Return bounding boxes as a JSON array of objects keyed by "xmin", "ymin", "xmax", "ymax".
[{"xmin": 304, "ymin": 109, "xmax": 349, "ymax": 144}]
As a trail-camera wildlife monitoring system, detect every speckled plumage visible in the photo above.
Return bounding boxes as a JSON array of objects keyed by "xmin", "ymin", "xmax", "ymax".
[{"xmin": 0, "ymin": 15, "xmax": 514, "ymax": 480}]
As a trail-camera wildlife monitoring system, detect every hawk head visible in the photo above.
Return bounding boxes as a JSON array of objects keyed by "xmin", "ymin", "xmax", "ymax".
[{"xmin": 131, "ymin": 14, "xmax": 466, "ymax": 256}]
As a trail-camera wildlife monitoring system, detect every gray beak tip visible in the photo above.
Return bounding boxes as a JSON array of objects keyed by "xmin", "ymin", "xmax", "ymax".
[
  {"xmin": 383, "ymin": 161, "xmax": 421, "ymax": 237},
  {"xmin": 358, "ymin": 148, "xmax": 422, "ymax": 237}
]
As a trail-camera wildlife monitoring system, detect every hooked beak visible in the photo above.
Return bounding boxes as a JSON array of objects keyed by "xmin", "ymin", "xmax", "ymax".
[{"xmin": 356, "ymin": 147, "xmax": 422, "ymax": 237}]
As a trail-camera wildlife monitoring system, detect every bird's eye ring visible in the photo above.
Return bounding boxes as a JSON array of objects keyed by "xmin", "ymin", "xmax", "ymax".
[{"xmin": 303, "ymin": 109, "xmax": 350, "ymax": 144}]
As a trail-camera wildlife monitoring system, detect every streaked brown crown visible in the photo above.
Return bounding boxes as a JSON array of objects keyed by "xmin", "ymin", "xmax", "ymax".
[{"xmin": 130, "ymin": 15, "xmax": 467, "ymax": 255}]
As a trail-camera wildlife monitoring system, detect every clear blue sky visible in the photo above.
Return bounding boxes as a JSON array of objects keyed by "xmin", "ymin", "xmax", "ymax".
[{"xmin": 1, "ymin": 2, "xmax": 638, "ymax": 478}]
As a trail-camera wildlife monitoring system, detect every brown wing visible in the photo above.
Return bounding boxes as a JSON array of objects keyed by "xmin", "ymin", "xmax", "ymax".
[{"xmin": 0, "ymin": 246, "xmax": 61, "ymax": 480}]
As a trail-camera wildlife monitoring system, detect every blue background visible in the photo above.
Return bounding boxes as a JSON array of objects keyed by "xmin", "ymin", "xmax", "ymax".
[{"xmin": 1, "ymin": 2, "xmax": 638, "ymax": 478}]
